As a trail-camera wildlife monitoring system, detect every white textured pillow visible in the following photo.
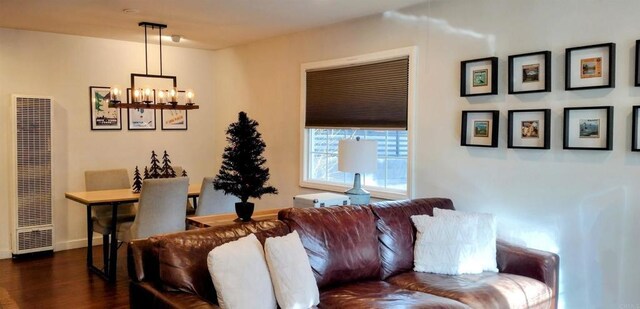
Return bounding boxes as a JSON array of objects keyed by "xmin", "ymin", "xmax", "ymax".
[
  {"xmin": 264, "ymin": 231, "xmax": 319, "ymax": 309},
  {"xmin": 434, "ymin": 208, "xmax": 498, "ymax": 272},
  {"xmin": 207, "ymin": 234, "xmax": 276, "ymax": 309},
  {"xmin": 411, "ymin": 214, "xmax": 483, "ymax": 275}
]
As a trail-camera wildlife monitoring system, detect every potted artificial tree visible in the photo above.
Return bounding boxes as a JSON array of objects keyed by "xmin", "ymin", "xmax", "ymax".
[{"xmin": 213, "ymin": 111, "xmax": 278, "ymax": 221}]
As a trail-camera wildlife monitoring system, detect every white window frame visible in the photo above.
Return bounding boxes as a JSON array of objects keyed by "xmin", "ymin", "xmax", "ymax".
[{"xmin": 299, "ymin": 46, "xmax": 417, "ymax": 200}]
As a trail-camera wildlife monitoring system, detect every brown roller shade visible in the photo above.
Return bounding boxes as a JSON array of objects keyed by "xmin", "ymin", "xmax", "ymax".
[{"xmin": 305, "ymin": 57, "xmax": 409, "ymax": 129}]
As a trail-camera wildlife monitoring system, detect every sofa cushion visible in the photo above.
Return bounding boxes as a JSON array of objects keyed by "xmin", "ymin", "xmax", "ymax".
[
  {"xmin": 369, "ymin": 198, "xmax": 456, "ymax": 279},
  {"xmin": 387, "ymin": 271, "xmax": 552, "ymax": 309},
  {"xmin": 156, "ymin": 220, "xmax": 289, "ymax": 303},
  {"xmin": 320, "ymin": 280, "xmax": 470, "ymax": 309},
  {"xmin": 278, "ymin": 206, "xmax": 381, "ymax": 289}
]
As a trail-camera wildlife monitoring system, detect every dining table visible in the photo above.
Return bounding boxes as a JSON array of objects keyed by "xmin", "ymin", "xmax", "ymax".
[{"xmin": 65, "ymin": 183, "xmax": 201, "ymax": 282}]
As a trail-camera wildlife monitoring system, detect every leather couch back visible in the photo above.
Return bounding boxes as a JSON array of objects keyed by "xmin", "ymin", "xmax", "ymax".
[
  {"xmin": 279, "ymin": 206, "xmax": 381, "ymax": 289},
  {"xmin": 369, "ymin": 198, "xmax": 455, "ymax": 279},
  {"xmin": 129, "ymin": 220, "xmax": 289, "ymax": 303}
]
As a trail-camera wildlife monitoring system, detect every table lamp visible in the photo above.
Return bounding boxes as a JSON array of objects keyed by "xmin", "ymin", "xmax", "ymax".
[{"xmin": 338, "ymin": 137, "xmax": 377, "ymax": 205}]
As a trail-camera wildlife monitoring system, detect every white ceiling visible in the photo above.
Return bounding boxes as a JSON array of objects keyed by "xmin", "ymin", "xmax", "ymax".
[{"xmin": 0, "ymin": 0, "xmax": 427, "ymax": 50}]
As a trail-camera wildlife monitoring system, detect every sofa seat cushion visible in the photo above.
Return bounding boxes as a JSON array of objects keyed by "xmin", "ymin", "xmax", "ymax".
[
  {"xmin": 387, "ymin": 271, "xmax": 552, "ymax": 309},
  {"xmin": 130, "ymin": 282, "xmax": 220, "ymax": 309},
  {"xmin": 319, "ymin": 280, "xmax": 470, "ymax": 309}
]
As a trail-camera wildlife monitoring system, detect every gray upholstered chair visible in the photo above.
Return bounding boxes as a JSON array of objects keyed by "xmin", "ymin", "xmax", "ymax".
[
  {"xmin": 195, "ymin": 177, "xmax": 239, "ymax": 216},
  {"xmin": 173, "ymin": 165, "xmax": 195, "ymax": 215},
  {"xmin": 117, "ymin": 177, "xmax": 189, "ymax": 242}
]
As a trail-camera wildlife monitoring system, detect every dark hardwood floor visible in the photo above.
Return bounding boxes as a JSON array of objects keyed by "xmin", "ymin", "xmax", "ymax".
[{"xmin": 0, "ymin": 245, "xmax": 129, "ymax": 308}]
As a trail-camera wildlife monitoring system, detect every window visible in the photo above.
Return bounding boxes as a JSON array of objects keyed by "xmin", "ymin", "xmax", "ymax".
[{"xmin": 301, "ymin": 47, "xmax": 416, "ymax": 199}]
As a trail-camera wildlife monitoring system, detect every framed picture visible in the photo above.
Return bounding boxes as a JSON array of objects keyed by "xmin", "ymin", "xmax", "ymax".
[
  {"xmin": 161, "ymin": 91, "xmax": 188, "ymax": 130},
  {"xmin": 461, "ymin": 110, "xmax": 499, "ymax": 147},
  {"xmin": 508, "ymin": 51, "xmax": 551, "ymax": 94},
  {"xmin": 563, "ymin": 106, "xmax": 613, "ymax": 150},
  {"xmin": 508, "ymin": 109, "xmax": 550, "ymax": 149},
  {"xmin": 89, "ymin": 86, "xmax": 122, "ymax": 130},
  {"xmin": 127, "ymin": 88, "xmax": 156, "ymax": 130},
  {"xmin": 460, "ymin": 57, "xmax": 498, "ymax": 97},
  {"xmin": 635, "ymin": 41, "xmax": 640, "ymax": 86},
  {"xmin": 633, "ymin": 106, "xmax": 640, "ymax": 151},
  {"xmin": 565, "ymin": 43, "xmax": 615, "ymax": 90}
]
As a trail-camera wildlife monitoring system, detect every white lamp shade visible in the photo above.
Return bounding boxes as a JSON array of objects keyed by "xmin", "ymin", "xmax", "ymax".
[{"xmin": 338, "ymin": 139, "xmax": 377, "ymax": 173}]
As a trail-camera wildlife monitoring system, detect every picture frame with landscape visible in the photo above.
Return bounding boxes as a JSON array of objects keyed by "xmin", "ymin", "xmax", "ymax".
[
  {"xmin": 508, "ymin": 109, "xmax": 550, "ymax": 149},
  {"xmin": 508, "ymin": 51, "xmax": 551, "ymax": 94},
  {"xmin": 89, "ymin": 86, "xmax": 122, "ymax": 130},
  {"xmin": 460, "ymin": 57, "xmax": 498, "ymax": 97},
  {"xmin": 563, "ymin": 106, "xmax": 613, "ymax": 150},
  {"xmin": 565, "ymin": 43, "xmax": 615, "ymax": 90},
  {"xmin": 461, "ymin": 110, "xmax": 499, "ymax": 147}
]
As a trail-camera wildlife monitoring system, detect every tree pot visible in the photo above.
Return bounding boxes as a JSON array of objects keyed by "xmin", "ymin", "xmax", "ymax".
[{"xmin": 235, "ymin": 202, "xmax": 255, "ymax": 222}]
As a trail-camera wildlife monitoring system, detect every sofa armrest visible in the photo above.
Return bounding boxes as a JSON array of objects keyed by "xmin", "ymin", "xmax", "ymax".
[
  {"xmin": 130, "ymin": 282, "xmax": 219, "ymax": 309},
  {"xmin": 496, "ymin": 240, "xmax": 559, "ymax": 308}
]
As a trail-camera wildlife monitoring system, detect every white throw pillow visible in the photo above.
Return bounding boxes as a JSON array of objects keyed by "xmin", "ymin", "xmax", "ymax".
[
  {"xmin": 434, "ymin": 208, "xmax": 498, "ymax": 272},
  {"xmin": 411, "ymin": 214, "xmax": 483, "ymax": 275},
  {"xmin": 264, "ymin": 231, "xmax": 320, "ymax": 309},
  {"xmin": 207, "ymin": 234, "xmax": 276, "ymax": 309}
]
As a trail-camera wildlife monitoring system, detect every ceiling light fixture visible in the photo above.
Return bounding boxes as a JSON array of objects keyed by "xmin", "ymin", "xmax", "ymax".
[
  {"xmin": 109, "ymin": 22, "xmax": 198, "ymax": 111},
  {"xmin": 171, "ymin": 35, "xmax": 182, "ymax": 43}
]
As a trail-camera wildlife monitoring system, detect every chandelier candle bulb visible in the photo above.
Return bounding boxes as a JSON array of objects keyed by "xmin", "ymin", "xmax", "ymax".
[
  {"xmin": 133, "ymin": 89, "xmax": 141, "ymax": 103},
  {"xmin": 169, "ymin": 88, "xmax": 178, "ymax": 104},
  {"xmin": 110, "ymin": 86, "xmax": 122, "ymax": 103},
  {"xmin": 157, "ymin": 90, "xmax": 166, "ymax": 104},
  {"xmin": 186, "ymin": 89, "xmax": 194, "ymax": 105},
  {"xmin": 143, "ymin": 87, "xmax": 152, "ymax": 103}
]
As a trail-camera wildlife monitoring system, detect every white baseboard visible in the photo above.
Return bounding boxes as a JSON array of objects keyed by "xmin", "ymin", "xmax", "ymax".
[
  {"xmin": 0, "ymin": 249, "xmax": 12, "ymax": 259},
  {"xmin": 54, "ymin": 236, "xmax": 103, "ymax": 252}
]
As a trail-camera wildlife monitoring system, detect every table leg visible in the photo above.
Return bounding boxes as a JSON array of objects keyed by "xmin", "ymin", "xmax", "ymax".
[
  {"xmin": 86, "ymin": 206, "xmax": 93, "ymax": 267},
  {"xmin": 108, "ymin": 202, "xmax": 119, "ymax": 282}
]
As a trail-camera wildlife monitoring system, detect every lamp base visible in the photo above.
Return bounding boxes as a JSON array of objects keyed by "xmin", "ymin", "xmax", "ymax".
[{"xmin": 345, "ymin": 173, "xmax": 371, "ymax": 205}]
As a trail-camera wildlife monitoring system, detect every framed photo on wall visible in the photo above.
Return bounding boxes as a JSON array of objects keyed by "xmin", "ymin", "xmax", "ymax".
[
  {"xmin": 508, "ymin": 51, "xmax": 551, "ymax": 94},
  {"xmin": 565, "ymin": 43, "xmax": 615, "ymax": 90},
  {"xmin": 460, "ymin": 57, "xmax": 498, "ymax": 97},
  {"xmin": 127, "ymin": 88, "xmax": 156, "ymax": 130},
  {"xmin": 89, "ymin": 86, "xmax": 122, "ymax": 130},
  {"xmin": 635, "ymin": 41, "xmax": 640, "ymax": 86},
  {"xmin": 161, "ymin": 91, "xmax": 188, "ymax": 130},
  {"xmin": 461, "ymin": 110, "xmax": 499, "ymax": 147},
  {"xmin": 633, "ymin": 106, "xmax": 640, "ymax": 151},
  {"xmin": 563, "ymin": 106, "xmax": 613, "ymax": 150},
  {"xmin": 507, "ymin": 109, "xmax": 550, "ymax": 149}
]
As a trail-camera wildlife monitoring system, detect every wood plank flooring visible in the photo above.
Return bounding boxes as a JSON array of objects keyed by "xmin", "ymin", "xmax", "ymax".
[{"xmin": 0, "ymin": 245, "xmax": 129, "ymax": 308}]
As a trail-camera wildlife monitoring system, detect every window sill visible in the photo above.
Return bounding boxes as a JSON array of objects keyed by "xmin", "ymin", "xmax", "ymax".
[{"xmin": 299, "ymin": 180, "xmax": 408, "ymax": 201}]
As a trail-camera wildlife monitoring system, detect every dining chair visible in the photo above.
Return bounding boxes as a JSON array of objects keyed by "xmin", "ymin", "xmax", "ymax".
[
  {"xmin": 173, "ymin": 165, "xmax": 196, "ymax": 215},
  {"xmin": 195, "ymin": 177, "xmax": 239, "ymax": 216},
  {"xmin": 85, "ymin": 169, "xmax": 137, "ymax": 266},
  {"xmin": 117, "ymin": 177, "xmax": 189, "ymax": 242}
]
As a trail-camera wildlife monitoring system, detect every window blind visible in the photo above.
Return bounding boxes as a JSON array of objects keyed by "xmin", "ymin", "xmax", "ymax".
[{"xmin": 305, "ymin": 57, "xmax": 409, "ymax": 129}]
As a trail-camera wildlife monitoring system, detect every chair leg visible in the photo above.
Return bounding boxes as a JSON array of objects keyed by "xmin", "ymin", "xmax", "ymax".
[{"xmin": 102, "ymin": 234, "xmax": 109, "ymax": 273}]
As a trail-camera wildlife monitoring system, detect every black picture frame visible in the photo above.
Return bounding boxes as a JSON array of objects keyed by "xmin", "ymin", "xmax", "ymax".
[
  {"xmin": 635, "ymin": 41, "xmax": 640, "ymax": 87},
  {"xmin": 508, "ymin": 51, "xmax": 551, "ymax": 94},
  {"xmin": 89, "ymin": 86, "xmax": 122, "ymax": 130},
  {"xmin": 565, "ymin": 43, "xmax": 615, "ymax": 91},
  {"xmin": 126, "ymin": 88, "xmax": 157, "ymax": 131},
  {"xmin": 507, "ymin": 109, "xmax": 551, "ymax": 149},
  {"xmin": 161, "ymin": 91, "xmax": 188, "ymax": 130},
  {"xmin": 461, "ymin": 110, "xmax": 499, "ymax": 147},
  {"xmin": 633, "ymin": 106, "xmax": 640, "ymax": 151},
  {"xmin": 563, "ymin": 106, "xmax": 613, "ymax": 150},
  {"xmin": 460, "ymin": 57, "xmax": 498, "ymax": 97}
]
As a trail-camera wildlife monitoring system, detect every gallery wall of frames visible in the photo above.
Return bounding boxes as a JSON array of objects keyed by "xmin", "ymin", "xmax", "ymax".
[{"xmin": 460, "ymin": 40, "xmax": 640, "ymax": 152}]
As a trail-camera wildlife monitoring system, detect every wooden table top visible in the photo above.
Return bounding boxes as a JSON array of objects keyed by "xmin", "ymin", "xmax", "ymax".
[
  {"xmin": 187, "ymin": 207, "xmax": 286, "ymax": 228},
  {"xmin": 65, "ymin": 184, "xmax": 201, "ymax": 205}
]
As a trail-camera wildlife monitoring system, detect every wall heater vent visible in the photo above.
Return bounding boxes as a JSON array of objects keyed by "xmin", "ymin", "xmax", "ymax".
[{"xmin": 11, "ymin": 95, "xmax": 54, "ymax": 255}]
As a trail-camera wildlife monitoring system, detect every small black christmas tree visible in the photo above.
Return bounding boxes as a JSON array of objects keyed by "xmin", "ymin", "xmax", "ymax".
[
  {"xmin": 143, "ymin": 166, "xmax": 150, "ymax": 179},
  {"xmin": 149, "ymin": 150, "xmax": 162, "ymax": 179},
  {"xmin": 213, "ymin": 111, "xmax": 278, "ymax": 206},
  {"xmin": 181, "ymin": 169, "xmax": 188, "ymax": 177},
  {"xmin": 160, "ymin": 150, "xmax": 177, "ymax": 178},
  {"xmin": 132, "ymin": 166, "xmax": 143, "ymax": 193}
]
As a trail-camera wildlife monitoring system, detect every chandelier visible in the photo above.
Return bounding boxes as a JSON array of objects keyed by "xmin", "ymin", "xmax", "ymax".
[{"xmin": 109, "ymin": 22, "xmax": 199, "ymax": 110}]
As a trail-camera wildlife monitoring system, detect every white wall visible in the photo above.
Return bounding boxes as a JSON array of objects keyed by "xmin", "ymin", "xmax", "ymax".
[
  {"xmin": 0, "ymin": 29, "xmax": 217, "ymax": 257},
  {"xmin": 212, "ymin": 0, "xmax": 640, "ymax": 307}
]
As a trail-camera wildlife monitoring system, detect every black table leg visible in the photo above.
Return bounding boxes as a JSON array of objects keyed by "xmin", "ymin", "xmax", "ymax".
[
  {"xmin": 86, "ymin": 206, "xmax": 93, "ymax": 267},
  {"xmin": 108, "ymin": 202, "xmax": 119, "ymax": 282}
]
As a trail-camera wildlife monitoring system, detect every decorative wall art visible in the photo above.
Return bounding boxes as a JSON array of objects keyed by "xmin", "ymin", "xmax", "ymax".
[
  {"xmin": 461, "ymin": 110, "xmax": 499, "ymax": 147},
  {"xmin": 563, "ymin": 106, "xmax": 613, "ymax": 150},
  {"xmin": 633, "ymin": 106, "xmax": 640, "ymax": 151},
  {"xmin": 89, "ymin": 86, "xmax": 122, "ymax": 130},
  {"xmin": 635, "ymin": 41, "xmax": 640, "ymax": 86},
  {"xmin": 460, "ymin": 57, "xmax": 498, "ymax": 97},
  {"xmin": 161, "ymin": 91, "xmax": 188, "ymax": 130},
  {"xmin": 507, "ymin": 109, "xmax": 550, "ymax": 149},
  {"xmin": 508, "ymin": 51, "xmax": 551, "ymax": 94},
  {"xmin": 565, "ymin": 43, "xmax": 615, "ymax": 90},
  {"xmin": 127, "ymin": 88, "xmax": 156, "ymax": 130}
]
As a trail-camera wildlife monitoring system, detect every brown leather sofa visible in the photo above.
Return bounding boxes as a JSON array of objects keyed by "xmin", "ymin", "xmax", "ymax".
[{"xmin": 128, "ymin": 198, "xmax": 559, "ymax": 308}]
